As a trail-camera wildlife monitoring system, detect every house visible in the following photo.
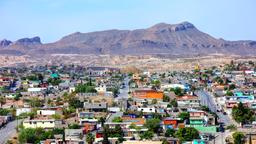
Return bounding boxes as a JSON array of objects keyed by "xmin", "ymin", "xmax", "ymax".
[
  {"xmin": 83, "ymin": 102, "xmax": 108, "ymax": 112},
  {"xmin": 163, "ymin": 117, "xmax": 180, "ymax": 129},
  {"xmin": 177, "ymin": 95, "xmax": 200, "ymax": 108},
  {"xmin": 16, "ymin": 108, "xmax": 31, "ymax": 116},
  {"xmin": 87, "ymin": 67, "xmax": 119, "ymax": 77},
  {"xmin": 189, "ymin": 110, "xmax": 216, "ymax": 126},
  {"xmin": 77, "ymin": 112, "xmax": 98, "ymax": 125},
  {"xmin": 27, "ymin": 87, "xmax": 46, "ymax": 92},
  {"xmin": 23, "ymin": 118, "xmax": 62, "ymax": 129},
  {"xmin": 65, "ymin": 129, "xmax": 84, "ymax": 144},
  {"xmin": 161, "ymin": 83, "xmax": 190, "ymax": 91},
  {"xmin": 37, "ymin": 110, "xmax": 57, "ymax": 116},
  {"xmin": 121, "ymin": 116, "xmax": 146, "ymax": 127},
  {"xmin": 132, "ymin": 89, "xmax": 164, "ymax": 100},
  {"xmin": 95, "ymin": 84, "xmax": 107, "ymax": 93}
]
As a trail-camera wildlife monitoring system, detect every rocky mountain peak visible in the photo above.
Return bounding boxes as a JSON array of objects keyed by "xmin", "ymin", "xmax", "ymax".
[
  {"xmin": 15, "ymin": 36, "xmax": 42, "ymax": 45},
  {"xmin": 149, "ymin": 21, "xmax": 195, "ymax": 33},
  {"xmin": 0, "ymin": 39, "xmax": 12, "ymax": 47}
]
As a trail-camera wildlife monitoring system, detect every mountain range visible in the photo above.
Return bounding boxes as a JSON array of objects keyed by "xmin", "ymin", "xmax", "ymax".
[{"xmin": 1, "ymin": 22, "xmax": 256, "ymax": 56}]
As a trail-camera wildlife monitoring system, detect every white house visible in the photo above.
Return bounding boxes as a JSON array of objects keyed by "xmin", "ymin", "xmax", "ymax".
[
  {"xmin": 37, "ymin": 110, "xmax": 57, "ymax": 116},
  {"xmin": 23, "ymin": 119, "xmax": 62, "ymax": 129},
  {"xmin": 16, "ymin": 108, "xmax": 32, "ymax": 116}
]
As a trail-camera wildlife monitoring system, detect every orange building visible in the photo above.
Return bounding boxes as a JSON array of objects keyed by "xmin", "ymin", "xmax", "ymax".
[
  {"xmin": 163, "ymin": 118, "xmax": 179, "ymax": 129},
  {"xmin": 132, "ymin": 90, "xmax": 163, "ymax": 100}
]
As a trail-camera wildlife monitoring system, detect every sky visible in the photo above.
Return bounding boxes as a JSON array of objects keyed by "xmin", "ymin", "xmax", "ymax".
[{"xmin": 0, "ymin": 0, "xmax": 255, "ymax": 43}]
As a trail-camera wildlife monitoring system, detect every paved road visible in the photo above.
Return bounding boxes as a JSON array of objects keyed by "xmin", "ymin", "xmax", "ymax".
[
  {"xmin": 196, "ymin": 90, "xmax": 233, "ymax": 126},
  {"xmin": 115, "ymin": 77, "xmax": 130, "ymax": 100},
  {"xmin": 0, "ymin": 120, "xmax": 18, "ymax": 144}
]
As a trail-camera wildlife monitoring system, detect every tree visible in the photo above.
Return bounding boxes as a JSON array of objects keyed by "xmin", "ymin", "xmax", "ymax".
[
  {"xmin": 226, "ymin": 91, "xmax": 234, "ymax": 96},
  {"xmin": 140, "ymin": 131, "xmax": 154, "ymax": 140},
  {"xmin": 178, "ymin": 112, "xmax": 190, "ymax": 121},
  {"xmin": 151, "ymin": 99, "xmax": 158, "ymax": 104},
  {"xmin": 18, "ymin": 128, "xmax": 54, "ymax": 144},
  {"xmin": 113, "ymin": 125, "xmax": 125, "ymax": 143},
  {"xmin": 75, "ymin": 83, "xmax": 97, "ymax": 93},
  {"xmin": 165, "ymin": 128, "xmax": 175, "ymax": 137},
  {"xmin": 68, "ymin": 123, "xmax": 80, "ymax": 129},
  {"xmin": 51, "ymin": 114, "xmax": 61, "ymax": 119},
  {"xmin": 171, "ymin": 87, "xmax": 184, "ymax": 96},
  {"xmin": 99, "ymin": 117, "xmax": 106, "ymax": 126},
  {"xmin": 0, "ymin": 96, "xmax": 6, "ymax": 106},
  {"xmin": 29, "ymin": 97, "xmax": 43, "ymax": 107},
  {"xmin": 201, "ymin": 106, "xmax": 210, "ymax": 112},
  {"xmin": 86, "ymin": 133, "xmax": 95, "ymax": 144},
  {"xmin": 47, "ymin": 78, "xmax": 62, "ymax": 86},
  {"xmin": 232, "ymin": 102, "xmax": 255, "ymax": 124},
  {"xmin": 69, "ymin": 97, "xmax": 83, "ymax": 109},
  {"xmin": 144, "ymin": 118, "xmax": 161, "ymax": 133},
  {"xmin": 226, "ymin": 124, "xmax": 237, "ymax": 131},
  {"xmin": 0, "ymin": 108, "xmax": 9, "ymax": 116},
  {"xmin": 229, "ymin": 84, "xmax": 236, "ymax": 90},
  {"xmin": 175, "ymin": 127, "xmax": 199, "ymax": 142},
  {"xmin": 169, "ymin": 99, "xmax": 178, "ymax": 107},
  {"xmin": 102, "ymin": 126, "xmax": 110, "ymax": 144},
  {"xmin": 162, "ymin": 139, "xmax": 169, "ymax": 144},
  {"xmin": 112, "ymin": 117, "xmax": 123, "ymax": 122},
  {"xmin": 151, "ymin": 80, "xmax": 161, "ymax": 89},
  {"xmin": 232, "ymin": 132, "xmax": 245, "ymax": 144},
  {"xmin": 163, "ymin": 95, "xmax": 170, "ymax": 102}
]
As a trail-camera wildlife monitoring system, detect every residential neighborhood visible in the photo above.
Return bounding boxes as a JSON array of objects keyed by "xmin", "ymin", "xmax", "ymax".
[{"xmin": 0, "ymin": 61, "xmax": 256, "ymax": 144}]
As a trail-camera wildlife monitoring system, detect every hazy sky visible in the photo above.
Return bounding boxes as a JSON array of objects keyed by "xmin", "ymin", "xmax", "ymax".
[{"xmin": 0, "ymin": 0, "xmax": 255, "ymax": 43}]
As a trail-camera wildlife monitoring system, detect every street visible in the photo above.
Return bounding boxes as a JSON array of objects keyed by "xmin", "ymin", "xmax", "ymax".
[
  {"xmin": 0, "ymin": 120, "xmax": 18, "ymax": 144},
  {"xmin": 196, "ymin": 90, "xmax": 233, "ymax": 126},
  {"xmin": 115, "ymin": 76, "xmax": 130, "ymax": 100}
]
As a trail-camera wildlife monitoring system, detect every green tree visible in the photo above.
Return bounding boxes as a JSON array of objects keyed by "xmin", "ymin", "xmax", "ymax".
[
  {"xmin": 140, "ymin": 131, "xmax": 154, "ymax": 140},
  {"xmin": 232, "ymin": 102, "xmax": 255, "ymax": 124},
  {"xmin": 232, "ymin": 132, "xmax": 245, "ymax": 144},
  {"xmin": 86, "ymin": 133, "xmax": 95, "ymax": 144},
  {"xmin": 162, "ymin": 139, "xmax": 169, "ymax": 144},
  {"xmin": 0, "ymin": 108, "xmax": 9, "ymax": 116},
  {"xmin": 18, "ymin": 128, "xmax": 54, "ymax": 144},
  {"xmin": 168, "ymin": 99, "xmax": 178, "ymax": 108},
  {"xmin": 226, "ymin": 91, "xmax": 234, "ymax": 96},
  {"xmin": 175, "ymin": 127, "xmax": 199, "ymax": 142},
  {"xmin": 229, "ymin": 84, "xmax": 236, "ymax": 90},
  {"xmin": 171, "ymin": 87, "xmax": 184, "ymax": 96},
  {"xmin": 102, "ymin": 126, "xmax": 110, "ymax": 144},
  {"xmin": 69, "ymin": 97, "xmax": 83, "ymax": 108},
  {"xmin": 163, "ymin": 95, "xmax": 170, "ymax": 102},
  {"xmin": 144, "ymin": 118, "xmax": 161, "ymax": 133},
  {"xmin": 178, "ymin": 112, "xmax": 190, "ymax": 121},
  {"xmin": 75, "ymin": 83, "xmax": 97, "ymax": 93},
  {"xmin": 165, "ymin": 128, "xmax": 175, "ymax": 137},
  {"xmin": 29, "ymin": 97, "xmax": 43, "ymax": 107},
  {"xmin": 68, "ymin": 123, "xmax": 80, "ymax": 129},
  {"xmin": 0, "ymin": 96, "xmax": 6, "ymax": 106},
  {"xmin": 51, "ymin": 114, "xmax": 61, "ymax": 119},
  {"xmin": 112, "ymin": 117, "xmax": 123, "ymax": 122}
]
